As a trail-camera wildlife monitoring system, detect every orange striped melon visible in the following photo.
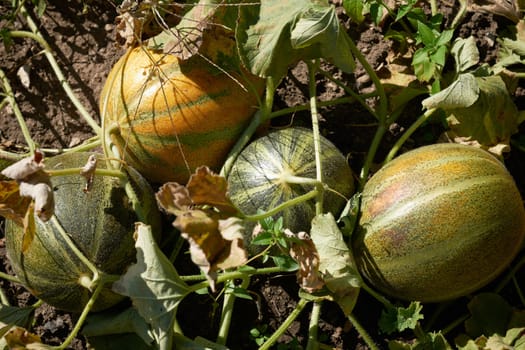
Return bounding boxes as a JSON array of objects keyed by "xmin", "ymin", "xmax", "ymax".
[{"xmin": 100, "ymin": 31, "xmax": 264, "ymax": 184}]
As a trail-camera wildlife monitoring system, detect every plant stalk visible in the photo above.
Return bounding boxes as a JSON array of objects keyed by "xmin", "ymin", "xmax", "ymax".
[
  {"xmin": 306, "ymin": 301, "xmax": 322, "ymax": 350},
  {"xmin": 243, "ymin": 189, "xmax": 318, "ymax": 222},
  {"xmin": 52, "ymin": 276, "xmax": 107, "ymax": 350},
  {"xmin": 259, "ymin": 298, "xmax": 310, "ymax": 350},
  {"xmin": 307, "ymin": 60, "xmax": 324, "ymax": 216},
  {"xmin": 384, "ymin": 108, "xmax": 437, "ymax": 163},
  {"xmin": 347, "ymin": 313, "xmax": 380, "ymax": 350},
  {"xmin": 221, "ymin": 76, "xmax": 276, "ymax": 178},
  {"xmin": 0, "ymin": 68, "xmax": 35, "ymax": 153},
  {"xmin": 17, "ymin": 6, "xmax": 101, "ymax": 135}
]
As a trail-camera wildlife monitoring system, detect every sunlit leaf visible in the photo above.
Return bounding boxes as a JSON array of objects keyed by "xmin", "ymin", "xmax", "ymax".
[
  {"xmin": 444, "ymin": 75, "xmax": 521, "ymax": 154},
  {"xmin": 379, "ymin": 302, "xmax": 424, "ymax": 334},
  {"xmin": 236, "ymin": 0, "xmax": 354, "ymax": 80},
  {"xmin": 422, "ymin": 73, "xmax": 479, "ymax": 110},
  {"xmin": 236, "ymin": 0, "xmax": 308, "ymax": 79},
  {"xmin": 291, "ymin": 4, "xmax": 355, "ymax": 73},
  {"xmin": 113, "ymin": 223, "xmax": 191, "ymax": 349},
  {"xmin": 451, "ymin": 36, "xmax": 480, "ymax": 73},
  {"xmin": 310, "ymin": 213, "xmax": 360, "ymax": 315},
  {"xmin": 342, "ymin": 0, "xmax": 365, "ymax": 24}
]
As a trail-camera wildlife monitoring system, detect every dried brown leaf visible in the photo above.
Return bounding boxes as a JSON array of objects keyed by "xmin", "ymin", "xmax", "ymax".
[
  {"xmin": 1, "ymin": 151, "xmax": 54, "ymax": 222},
  {"xmin": 468, "ymin": 0, "xmax": 520, "ymax": 23},
  {"xmin": 175, "ymin": 211, "xmax": 247, "ymax": 291},
  {"xmin": 156, "ymin": 182, "xmax": 192, "ymax": 215},
  {"xmin": 4, "ymin": 324, "xmax": 42, "ymax": 349},
  {"xmin": 22, "ymin": 202, "xmax": 36, "ymax": 253},
  {"xmin": 286, "ymin": 229, "xmax": 324, "ymax": 293},
  {"xmin": 187, "ymin": 166, "xmax": 238, "ymax": 216},
  {"xmin": 80, "ymin": 154, "xmax": 97, "ymax": 193},
  {"xmin": 0, "ymin": 180, "xmax": 32, "ymax": 226},
  {"xmin": 1, "ymin": 150, "xmax": 44, "ymax": 181}
]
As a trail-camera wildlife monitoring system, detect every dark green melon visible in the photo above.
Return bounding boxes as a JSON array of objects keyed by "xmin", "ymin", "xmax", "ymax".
[
  {"xmin": 353, "ymin": 143, "xmax": 525, "ymax": 302},
  {"xmin": 227, "ymin": 127, "xmax": 354, "ymax": 233},
  {"xmin": 5, "ymin": 152, "xmax": 160, "ymax": 312}
]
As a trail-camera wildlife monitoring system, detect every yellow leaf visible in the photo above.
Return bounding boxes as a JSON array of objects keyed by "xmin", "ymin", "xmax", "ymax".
[
  {"xmin": 22, "ymin": 202, "xmax": 36, "ymax": 253},
  {"xmin": 0, "ymin": 180, "xmax": 32, "ymax": 227}
]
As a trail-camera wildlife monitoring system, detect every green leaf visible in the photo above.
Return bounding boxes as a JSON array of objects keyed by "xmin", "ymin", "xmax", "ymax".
[
  {"xmin": 0, "ymin": 305, "xmax": 34, "ymax": 329},
  {"xmin": 451, "ymin": 36, "xmax": 480, "ymax": 73},
  {"xmin": 290, "ymin": 4, "xmax": 355, "ymax": 72},
  {"xmin": 310, "ymin": 213, "xmax": 360, "ymax": 315},
  {"xmin": 236, "ymin": 0, "xmax": 311, "ymax": 80},
  {"xmin": 236, "ymin": 1, "xmax": 354, "ymax": 80},
  {"xmin": 430, "ymin": 44, "xmax": 448, "ymax": 66},
  {"xmin": 465, "ymin": 293, "xmax": 512, "ymax": 338},
  {"xmin": 435, "ymin": 29, "xmax": 454, "ymax": 47},
  {"xmin": 416, "ymin": 21, "xmax": 436, "ymax": 46},
  {"xmin": 113, "ymin": 223, "xmax": 191, "ymax": 349},
  {"xmin": 422, "ymin": 73, "xmax": 479, "ymax": 109},
  {"xmin": 342, "ymin": 0, "xmax": 365, "ymax": 24},
  {"xmin": 445, "ymin": 75, "xmax": 521, "ymax": 151},
  {"xmin": 85, "ymin": 333, "xmax": 155, "ymax": 350},
  {"xmin": 379, "ymin": 302, "xmax": 424, "ymax": 334},
  {"xmin": 83, "ymin": 307, "xmax": 154, "ymax": 346},
  {"xmin": 395, "ymin": 0, "xmax": 417, "ymax": 22}
]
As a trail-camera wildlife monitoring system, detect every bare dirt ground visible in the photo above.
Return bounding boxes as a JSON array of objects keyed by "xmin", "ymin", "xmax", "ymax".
[{"xmin": 1, "ymin": 0, "xmax": 524, "ymax": 349}]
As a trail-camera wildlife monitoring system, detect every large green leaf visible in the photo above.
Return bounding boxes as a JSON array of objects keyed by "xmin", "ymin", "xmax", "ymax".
[
  {"xmin": 113, "ymin": 223, "xmax": 191, "ymax": 350},
  {"xmin": 236, "ymin": 0, "xmax": 355, "ymax": 81},
  {"xmin": 310, "ymin": 213, "xmax": 360, "ymax": 315}
]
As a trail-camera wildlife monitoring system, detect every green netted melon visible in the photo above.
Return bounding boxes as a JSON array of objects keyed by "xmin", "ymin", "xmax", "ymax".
[
  {"xmin": 6, "ymin": 152, "xmax": 160, "ymax": 312},
  {"xmin": 227, "ymin": 127, "xmax": 354, "ymax": 233}
]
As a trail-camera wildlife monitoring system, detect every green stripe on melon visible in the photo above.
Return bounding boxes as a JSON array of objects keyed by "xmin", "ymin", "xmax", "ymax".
[
  {"xmin": 227, "ymin": 127, "xmax": 355, "ymax": 234},
  {"xmin": 101, "ymin": 35, "xmax": 264, "ymax": 184}
]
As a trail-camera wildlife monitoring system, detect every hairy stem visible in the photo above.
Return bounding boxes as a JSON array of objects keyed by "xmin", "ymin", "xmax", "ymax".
[
  {"xmin": 17, "ymin": 6, "xmax": 101, "ymax": 135},
  {"xmin": 0, "ymin": 69, "xmax": 35, "ymax": 153},
  {"xmin": 259, "ymin": 298, "xmax": 310, "ymax": 350},
  {"xmin": 306, "ymin": 301, "xmax": 322, "ymax": 350},
  {"xmin": 347, "ymin": 313, "xmax": 380, "ymax": 350},
  {"xmin": 307, "ymin": 60, "xmax": 324, "ymax": 216},
  {"xmin": 384, "ymin": 108, "xmax": 437, "ymax": 164}
]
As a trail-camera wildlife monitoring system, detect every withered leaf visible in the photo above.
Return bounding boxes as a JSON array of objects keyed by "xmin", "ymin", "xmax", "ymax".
[
  {"xmin": 0, "ymin": 180, "xmax": 32, "ymax": 227},
  {"xmin": 1, "ymin": 150, "xmax": 44, "ymax": 181},
  {"xmin": 156, "ymin": 182, "xmax": 192, "ymax": 215},
  {"xmin": 187, "ymin": 166, "xmax": 238, "ymax": 216},
  {"xmin": 80, "ymin": 154, "xmax": 97, "ymax": 193},
  {"xmin": 3, "ymin": 324, "xmax": 42, "ymax": 349},
  {"xmin": 286, "ymin": 229, "xmax": 324, "ymax": 293},
  {"xmin": 175, "ymin": 212, "xmax": 247, "ymax": 291},
  {"xmin": 1, "ymin": 151, "xmax": 54, "ymax": 222},
  {"xmin": 22, "ymin": 202, "xmax": 36, "ymax": 254},
  {"xmin": 18, "ymin": 171, "xmax": 54, "ymax": 222}
]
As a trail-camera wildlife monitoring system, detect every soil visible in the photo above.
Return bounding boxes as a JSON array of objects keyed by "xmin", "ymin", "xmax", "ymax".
[{"xmin": 0, "ymin": 1, "xmax": 524, "ymax": 349}]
